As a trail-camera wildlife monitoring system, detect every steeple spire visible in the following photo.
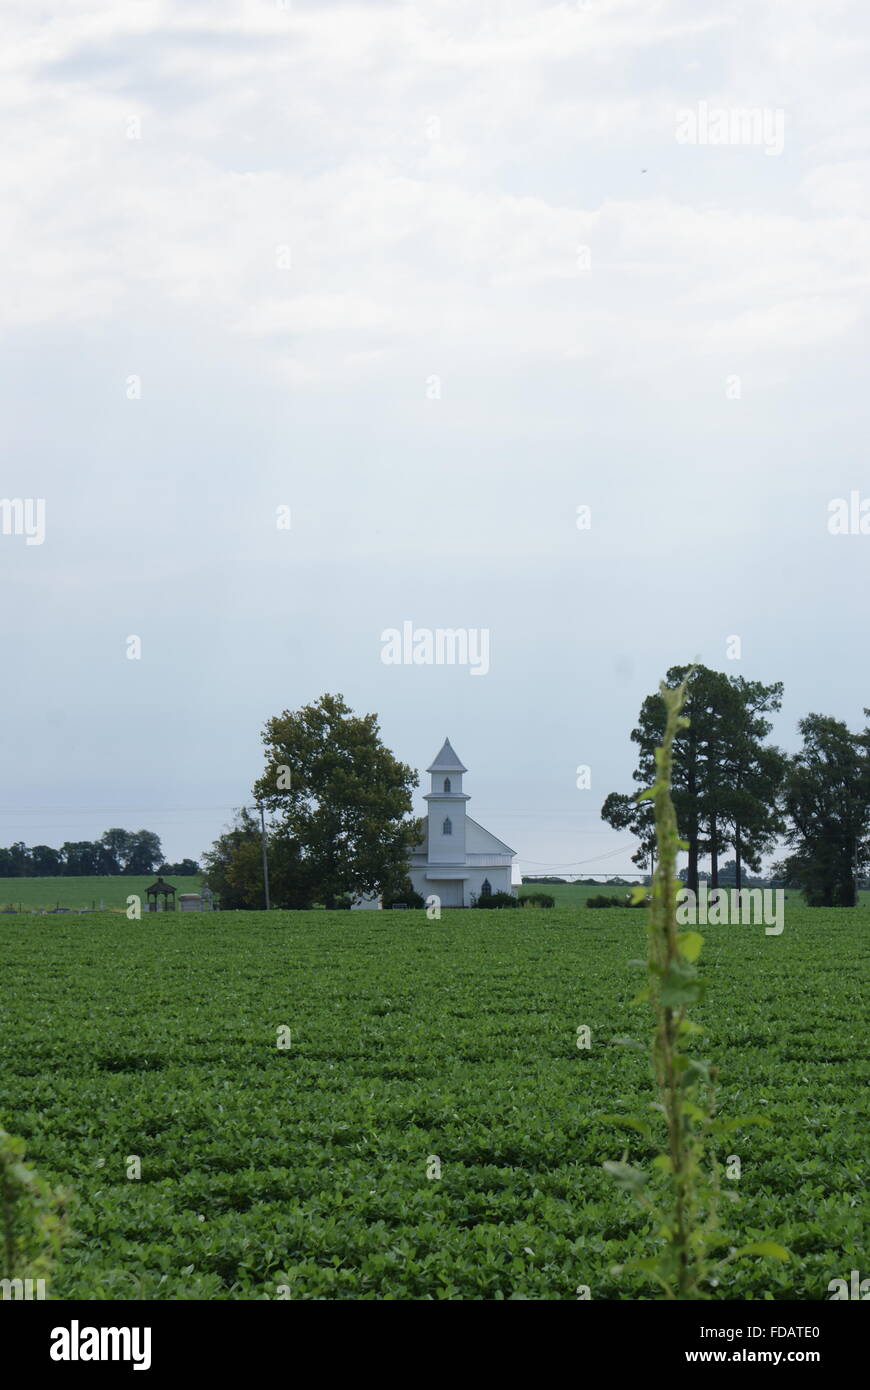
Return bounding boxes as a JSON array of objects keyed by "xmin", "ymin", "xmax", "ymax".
[{"xmin": 426, "ymin": 738, "xmax": 467, "ymax": 773}]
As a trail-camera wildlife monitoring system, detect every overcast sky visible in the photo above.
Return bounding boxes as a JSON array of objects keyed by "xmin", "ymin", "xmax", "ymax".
[{"xmin": 2, "ymin": 0, "xmax": 869, "ymax": 874}]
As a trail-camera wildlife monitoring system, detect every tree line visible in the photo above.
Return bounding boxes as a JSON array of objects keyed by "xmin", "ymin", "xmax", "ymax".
[
  {"xmin": 0, "ymin": 828, "xmax": 199, "ymax": 878},
  {"xmin": 602, "ymin": 664, "xmax": 870, "ymax": 906}
]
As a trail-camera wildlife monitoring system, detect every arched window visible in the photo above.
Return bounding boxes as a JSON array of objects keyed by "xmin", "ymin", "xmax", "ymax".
[
  {"xmin": 444, "ymin": 777, "xmax": 451, "ymax": 793},
  {"xmin": 442, "ymin": 817, "xmax": 452, "ymax": 836},
  {"xmin": 481, "ymin": 878, "xmax": 492, "ymax": 897}
]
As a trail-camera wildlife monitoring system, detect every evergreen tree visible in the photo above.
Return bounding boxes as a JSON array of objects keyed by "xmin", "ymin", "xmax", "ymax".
[{"xmin": 602, "ymin": 665, "xmax": 786, "ymax": 894}]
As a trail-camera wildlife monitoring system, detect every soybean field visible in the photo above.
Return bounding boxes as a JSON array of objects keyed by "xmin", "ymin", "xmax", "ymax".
[{"xmin": 1, "ymin": 908, "xmax": 867, "ymax": 1299}]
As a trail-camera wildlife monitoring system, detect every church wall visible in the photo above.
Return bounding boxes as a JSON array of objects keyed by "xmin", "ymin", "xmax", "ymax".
[
  {"xmin": 407, "ymin": 864, "xmax": 514, "ymax": 907},
  {"xmin": 426, "ymin": 800, "xmax": 467, "ymax": 863},
  {"xmin": 466, "ymin": 866, "xmax": 513, "ymax": 901}
]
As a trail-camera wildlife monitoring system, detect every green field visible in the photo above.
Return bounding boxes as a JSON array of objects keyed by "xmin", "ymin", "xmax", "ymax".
[
  {"xmin": 4, "ymin": 874, "xmax": 867, "ymax": 914},
  {"xmin": 0, "ymin": 875, "xmax": 204, "ymax": 912},
  {"xmin": 523, "ymin": 882, "xmax": 870, "ymax": 908},
  {"xmin": 521, "ymin": 882, "xmax": 647, "ymax": 906},
  {"xmin": 1, "ymin": 907, "xmax": 867, "ymax": 1300}
]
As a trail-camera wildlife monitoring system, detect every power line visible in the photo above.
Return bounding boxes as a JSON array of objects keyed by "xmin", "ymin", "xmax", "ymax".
[
  {"xmin": 520, "ymin": 843, "xmax": 639, "ymax": 869},
  {"xmin": 0, "ymin": 805, "xmax": 623, "ymax": 825}
]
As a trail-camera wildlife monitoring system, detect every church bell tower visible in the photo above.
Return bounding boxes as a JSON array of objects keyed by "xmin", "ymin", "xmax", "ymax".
[{"xmin": 424, "ymin": 737, "xmax": 469, "ymax": 865}]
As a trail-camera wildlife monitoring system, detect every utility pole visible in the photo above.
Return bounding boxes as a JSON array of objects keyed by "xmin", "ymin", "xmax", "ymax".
[{"xmin": 258, "ymin": 803, "xmax": 271, "ymax": 910}]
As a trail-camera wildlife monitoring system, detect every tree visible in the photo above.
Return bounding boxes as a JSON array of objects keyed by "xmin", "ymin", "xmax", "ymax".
[
  {"xmin": 716, "ymin": 859, "xmax": 770, "ymax": 887},
  {"xmin": 780, "ymin": 713, "xmax": 870, "ymax": 906},
  {"xmin": 122, "ymin": 830, "xmax": 163, "ymax": 875},
  {"xmin": 381, "ymin": 877, "xmax": 425, "ymax": 909},
  {"xmin": 692, "ymin": 667, "xmax": 744, "ymax": 890},
  {"xmin": 100, "ymin": 829, "xmax": 133, "ymax": 874},
  {"xmin": 29, "ymin": 845, "xmax": 63, "ymax": 876},
  {"xmin": 7, "ymin": 842, "xmax": 30, "ymax": 876},
  {"xmin": 601, "ymin": 666, "xmax": 728, "ymax": 891},
  {"xmin": 60, "ymin": 841, "xmax": 103, "ymax": 876},
  {"xmin": 720, "ymin": 678, "xmax": 786, "ymax": 890},
  {"xmin": 602, "ymin": 665, "xmax": 786, "ymax": 894},
  {"xmin": 201, "ymin": 811, "xmax": 263, "ymax": 909},
  {"xmin": 252, "ymin": 693, "xmax": 420, "ymax": 908},
  {"xmin": 158, "ymin": 858, "xmax": 200, "ymax": 876},
  {"xmin": 0, "ymin": 829, "xmax": 174, "ymax": 878},
  {"xmin": 202, "ymin": 813, "xmax": 311, "ymax": 909}
]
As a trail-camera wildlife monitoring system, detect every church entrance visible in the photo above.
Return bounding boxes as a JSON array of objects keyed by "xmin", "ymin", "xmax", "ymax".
[{"xmin": 431, "ymin": 879, "xmax": 464, "ymax": 908}]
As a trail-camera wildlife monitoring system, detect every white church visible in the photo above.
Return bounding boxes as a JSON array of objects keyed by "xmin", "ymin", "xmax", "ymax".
[
  {"xmin": 352, "ymin": 738, "xmax": 517, "ymax": 909},
  {"xmin": 407, "ymin": 738, "xmax": 516, "ymax": 907}
]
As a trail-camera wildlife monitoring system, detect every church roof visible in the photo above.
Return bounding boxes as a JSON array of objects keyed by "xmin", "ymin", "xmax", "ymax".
[
  {"xmin": 466, "ymin": 816, "xmax": 515, "ymax": 857},
  {"xmin": 426, "ymin": 737, "xmax": 467, "ymax": 773},
  {"xmin": 409, "ymin": 815, "xmax": 516, "ymax": 859}
]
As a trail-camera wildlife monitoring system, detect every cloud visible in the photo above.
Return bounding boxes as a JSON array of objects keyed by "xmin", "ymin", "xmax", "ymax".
[
  {"xmin": 1, "ymin": 0, "xmax": 867, "ymax": 382},
  {"xmin": 4, "ymin": 0, "xmax": 870, "ymax": 867}
]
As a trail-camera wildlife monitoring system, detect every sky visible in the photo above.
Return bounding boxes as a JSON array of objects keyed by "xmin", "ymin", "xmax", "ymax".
[{"xmin": 2, "ymin": 0, "xmax": 869, "ymax": 875}]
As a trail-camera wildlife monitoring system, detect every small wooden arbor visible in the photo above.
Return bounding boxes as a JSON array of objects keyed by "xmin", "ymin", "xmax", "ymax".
[{"xmin": 145, "ymin": 877, "xmax": 176, "ymax": 913}]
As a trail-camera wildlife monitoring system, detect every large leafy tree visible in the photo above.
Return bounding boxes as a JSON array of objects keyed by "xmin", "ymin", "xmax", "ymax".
[
  {"xmin": 779, "ymin": 712, "xmax": 870, "ymax": 906},
  {"xmin": 201, "ymin": 810, "xmax": 313, "ymax": 909},
  {"xmin": 201, "ymin": 810, "xmax": 266, "ymax": 909},
  {"xmin": 252, "ymin": 693, "xmax": 420, "ymax": 909},
  {"xmin": 8, "ymin": 841, "xmax": 30, "ymax": 876},
  {"xmin": 0, "ymin": 842, "xmax": 31, "ymax": 876},
  {"xmin": 28, "ymin": 845, "xmax": 63, "ymax": 876},
  {"xmin": 100, "ymin": 828, "xmax": 133, "ymax": 874},
  {"xmin": 122, "ymin": 830, "xmax": 163, "ymax": 875},
  {"xmin": 601, "ymin": 665, "xmax": 786, "ymax": 894},
  {"xmin": 60, "ymin": 841, "xmax": 104, "ymax": 876}
]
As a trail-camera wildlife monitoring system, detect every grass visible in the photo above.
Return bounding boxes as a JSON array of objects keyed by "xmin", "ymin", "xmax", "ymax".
[
  {"xmin": 0, "ymin": 875, "xmax": 204, "ymax": 912},
  {"xmin": 1, "ymin": 906, "xmax": 866, "ymax": 1300},
  {"xmin": 523, "ymin": 882, "xmax": 870, "ymax": 908},
  {"xmin": 4, "ymin": 874, "xmax": 867, "ymax": 913}
]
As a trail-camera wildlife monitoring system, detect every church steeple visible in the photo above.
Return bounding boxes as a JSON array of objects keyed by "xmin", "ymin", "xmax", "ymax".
[
  {"xmin": 424, "ymin": 737, "xmax": 469, "ymax": 863},
  {"xmin": 427, "ymin": 738, "xmax": 467, "ymax": 774}
]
